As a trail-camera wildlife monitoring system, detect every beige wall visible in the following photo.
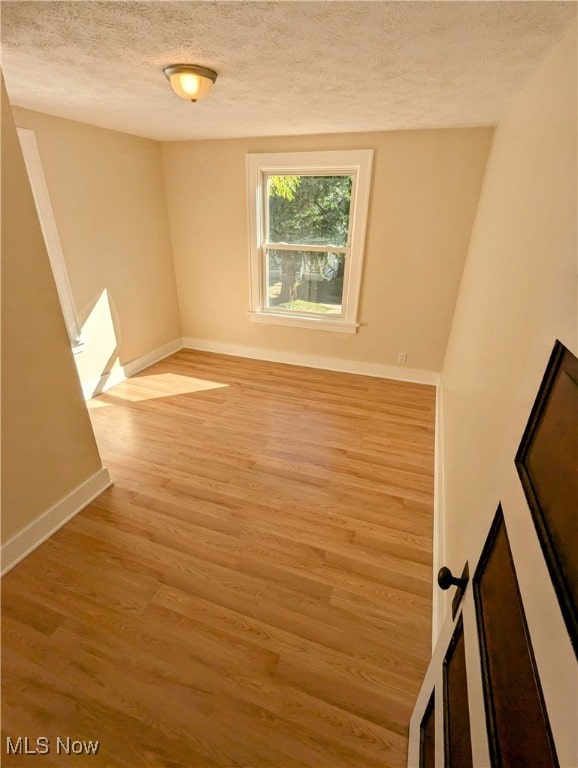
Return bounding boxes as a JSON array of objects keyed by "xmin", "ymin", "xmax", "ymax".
[
  {"xmin": 12, "ymin": 107, "xmax": 182, "ymax": 392},
  {"xmin": 1, "ymin": 79, "xmax": 104, "ymax": 541},
  {"xmin": 441, "ymin": 25, "xmax": 577, "ymax": 572},
  {"xmin": 162, "ymin": 128, "xmax": 493, "ymax": 373},
  {"xmin": 439, "ymin": 26, "xmax": 577, "ymax": 759}
]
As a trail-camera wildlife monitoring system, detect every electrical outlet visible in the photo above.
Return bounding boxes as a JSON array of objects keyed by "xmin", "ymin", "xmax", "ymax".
[{"xmin": 397, "ymin": 352, "xmax": 407, "ymax": 364}]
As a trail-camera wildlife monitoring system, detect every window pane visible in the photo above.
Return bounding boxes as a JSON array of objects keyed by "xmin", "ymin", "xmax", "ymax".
[
  {"xmin": 267, "ymin": 175, "xmax": 352, "ymax": 247},
  {"xmin": 266, "ymin": 249, "xmax": 344, "ymax": 315}
]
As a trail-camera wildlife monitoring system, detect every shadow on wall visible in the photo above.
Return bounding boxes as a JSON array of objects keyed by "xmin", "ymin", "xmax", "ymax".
[{"xmin": 15, "ymin": 129, "xmax": 123, "ymax": 398}]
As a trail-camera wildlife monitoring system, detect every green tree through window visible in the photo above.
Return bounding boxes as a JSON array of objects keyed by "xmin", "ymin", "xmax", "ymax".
[
  {"xmin": 267, "ymin": 175, "xmax": 352, "ymax": 311},
  {"xmin": 268, "ymin": 175, "xmax": 352, "ymax": 245}
]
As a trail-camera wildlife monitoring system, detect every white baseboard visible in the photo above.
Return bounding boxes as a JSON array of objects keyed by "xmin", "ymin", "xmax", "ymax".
[
  {"xmin": 432, "ymin": 380, "xmax": 446, "ymax": 647},
  {"xmin": 1, "ymin": 467, "xmax": 112, "ymax": 576},
  {"xmin": 182, "ymin": 337, "xmax": 440, "ymax": 386},
  {"xmin": 81, "ymin": 338, "xmax": 183, "ymax": 399}
]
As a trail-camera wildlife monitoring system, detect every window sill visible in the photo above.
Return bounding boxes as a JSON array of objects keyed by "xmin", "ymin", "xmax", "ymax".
[{"xmin": 248, "ymin": 311, "xmax": 359, "ymax": 334}]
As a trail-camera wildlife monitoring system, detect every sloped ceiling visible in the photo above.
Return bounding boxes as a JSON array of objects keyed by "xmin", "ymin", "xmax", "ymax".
[{"xmin": 1, "ymin": 1, "xmax": 575, "ymax": 141}]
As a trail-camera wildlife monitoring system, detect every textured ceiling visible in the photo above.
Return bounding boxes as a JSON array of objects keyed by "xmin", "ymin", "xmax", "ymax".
[{"xmin": 1, "ymin": 1, "xmax": 576, "ymax": 141}]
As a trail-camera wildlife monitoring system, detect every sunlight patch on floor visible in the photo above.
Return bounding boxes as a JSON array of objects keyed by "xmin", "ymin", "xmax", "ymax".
[{"xmin": 87, "ymin": 372, "xmax": 228, "ymax": 408}]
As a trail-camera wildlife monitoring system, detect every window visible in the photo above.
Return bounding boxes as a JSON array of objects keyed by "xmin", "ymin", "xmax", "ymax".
[{"xmin": 247, "ymin": 150, "xmax": 373, "ymax": 333}]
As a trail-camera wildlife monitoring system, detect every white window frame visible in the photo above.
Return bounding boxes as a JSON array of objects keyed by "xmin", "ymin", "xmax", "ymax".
[
  {"xmin": 246, "ymin": 149, "xmax": 373, "ymax": 334},
  {"xmin": 17, "ymin": 128, "xmax": 83, "ymax": 350}
]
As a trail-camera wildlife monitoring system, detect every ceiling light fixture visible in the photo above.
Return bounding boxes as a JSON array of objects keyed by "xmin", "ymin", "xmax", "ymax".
[{"xmin": 163, "ymin": 64, "xmax": 218, "ymax": 103}]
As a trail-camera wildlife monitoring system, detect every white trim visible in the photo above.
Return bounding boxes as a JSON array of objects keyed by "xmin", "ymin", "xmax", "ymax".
[
  {"xmin": 248, "ymin": 311, "xmax": 358, "ymax": 334},
  {"xmin": 432, "ymin": 379, "xmax": 446, "ymax": 648},
  {"xmin": 262, "ymin": 242, "xmax": 348, "ymax": 254},
  {"xmin": 81, "ymin": 338, "xmax": 183, "ymax": 399},
  {"xmin": 182, "ymin": 337, "xmax": 439, "ymax": 386},
  {"xmin": 1, "ymin": 467, "xmax": 112, "ymax": 576},
  {"xmin": 246, "ymin": 149, "xmax": 373, "ymax": 333},
  {"xmin": 17, "ymin": 128, "xmax": 82, "ymax": 344}
]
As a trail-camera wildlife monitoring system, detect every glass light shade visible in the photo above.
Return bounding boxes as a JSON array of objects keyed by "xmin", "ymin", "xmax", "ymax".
[{"xmin": 163, "ymin": 65, "xmax": 217, "ymax": 102}]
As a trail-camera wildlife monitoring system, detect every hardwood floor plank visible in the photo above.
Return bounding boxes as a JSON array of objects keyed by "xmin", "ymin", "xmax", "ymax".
[
  {"xmin": 2, "ymin": 633, "xmax": 237, "ymax": 767},
  {"xmin": 0, "ymin": 590, "xmax": 66, "ymax": 637},
  {"xmin": 2, "ymin": 350, "xmax": 435, "ymax": 767},
  {"xmin": 273, "ymin": 656, "xmax": 412, "ymax": 735}
]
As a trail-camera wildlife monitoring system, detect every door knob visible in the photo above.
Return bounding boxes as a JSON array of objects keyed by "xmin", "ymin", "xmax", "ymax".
[{"xmin": 437, "ymin": 566, "xmax": 468, "ymax": 591}]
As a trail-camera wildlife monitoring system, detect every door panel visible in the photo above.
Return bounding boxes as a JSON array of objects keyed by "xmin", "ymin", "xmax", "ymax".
[
  {"xmin": 443, "ymin": 617, "xmax": 473, "ymax": 768},
  {"xmin": 419, "ymin": 693, "xmax": 435, "ymax": 768},
  {"xmin": 515, "ymin": 340, "xmax": 578, "ymax": 653},
  {"xmin": 473, "ymin": 506, "xmax": 559, "ymax": 768}
]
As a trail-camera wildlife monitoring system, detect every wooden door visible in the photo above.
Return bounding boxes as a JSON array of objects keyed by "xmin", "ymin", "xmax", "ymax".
[{"xmin": 408, "ymin": 342, "xmax": 577, "ymax": 767}]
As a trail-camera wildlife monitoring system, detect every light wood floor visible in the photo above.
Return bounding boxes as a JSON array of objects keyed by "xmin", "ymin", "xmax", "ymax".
[{"xmin": 2, "ymin": 350, "xmax": 435, "ymax": 767}]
